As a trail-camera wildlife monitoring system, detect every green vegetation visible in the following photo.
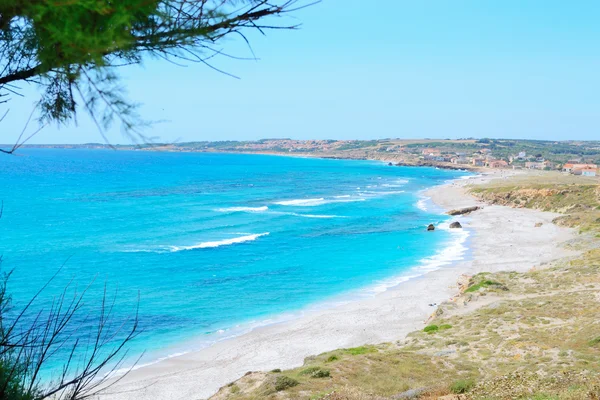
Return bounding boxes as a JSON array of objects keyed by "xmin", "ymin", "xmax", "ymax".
[
  {"xmin": 344, "ymin": 346, "xmax": 376, "ymax": 355},
  {"xmin": 465, "ymin": 279, "xmax": 504, "ymax": 293},
  {"xmin": 0, "ymin": 1, "xmax": 306, "ymax": 150},
  {"xmin": 299, "ymin": 367, "xmax": 330, "ymax": 378},
  {"xmin": 450, "ymin": 379, "xmax": 475, "ymax": 394},
  {"xmin": 274, "ymin": 376, "xmax": 299, "ymax": 391},
  {"xmin": 423, "ymin": 324, "xmax": 439, "ymax": 333},
  {"xmin": 588, "ymin": 336, "xmax": 600, "ymax": 347}
]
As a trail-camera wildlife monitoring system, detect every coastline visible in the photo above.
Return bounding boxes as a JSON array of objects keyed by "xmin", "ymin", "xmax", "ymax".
[{"xmin": 98, "ymin": 168, "xmax": 580, "ymax": 400}]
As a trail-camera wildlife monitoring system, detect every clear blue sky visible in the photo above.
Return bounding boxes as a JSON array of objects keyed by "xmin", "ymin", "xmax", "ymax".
[{"xmin": 4, "ymin": 0, "xmax": 600, "ymax": 144}]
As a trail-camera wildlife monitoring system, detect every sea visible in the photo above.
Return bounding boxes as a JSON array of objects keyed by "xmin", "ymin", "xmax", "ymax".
[{"xmin": 0, "ymin": 149, "xmax": 470, "ymax": 375}]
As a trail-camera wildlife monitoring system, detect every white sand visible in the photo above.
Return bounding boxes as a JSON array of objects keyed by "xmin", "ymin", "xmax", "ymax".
[{"xmin": 99, "ymin": 169, "xmax": 579, "ymax": 400}]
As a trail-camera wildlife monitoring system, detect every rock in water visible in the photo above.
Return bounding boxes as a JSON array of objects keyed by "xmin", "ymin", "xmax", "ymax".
[
  {"xmin": 427, "ymin": 224, "xmax": 435, "ymax": 231},
  {"xmin": 388, "ymin": 162, "xmax": 393, "ymax": 166},
  {"xmin": 449, "ymin": 221, "xmax": 462, "ymax": 229}
]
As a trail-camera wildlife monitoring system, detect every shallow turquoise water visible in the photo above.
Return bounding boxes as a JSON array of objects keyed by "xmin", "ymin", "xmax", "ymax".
[{"xmin": 0, "ymin": 150, "xmax": 468, "ymax": 372}]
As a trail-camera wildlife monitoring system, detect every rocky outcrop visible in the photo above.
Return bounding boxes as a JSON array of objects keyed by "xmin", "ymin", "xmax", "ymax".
[
  {"xmin": 449, "ymin": 221, "xmax": 462, "ymax": 229},
  {"xmin": 447, "ymin": 206, "xmax": 480, "ymax": 216},
  {"xmin": 535, "ymin": 222, "xmax": 543, "ymax": 227},
  {"xmin": 427, "ymin": 224, "xmax": 435, "ymax": 231}
]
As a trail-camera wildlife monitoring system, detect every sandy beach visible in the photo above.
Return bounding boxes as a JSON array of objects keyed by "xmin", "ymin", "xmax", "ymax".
[{"xmin": 99, "ymin": 169, "xmax": 580, "ymax": 400}]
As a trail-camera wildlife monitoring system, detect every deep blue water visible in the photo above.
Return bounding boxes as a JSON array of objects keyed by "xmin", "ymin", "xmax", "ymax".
[{"xmin": 0, "ymin": 149, "xmax": 468, "ymax": 373}]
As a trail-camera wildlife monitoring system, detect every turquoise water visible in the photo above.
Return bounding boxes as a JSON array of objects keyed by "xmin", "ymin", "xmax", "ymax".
[{"xmin": 0, "ymin": 150, "xmax": 469, "ymax": 372}]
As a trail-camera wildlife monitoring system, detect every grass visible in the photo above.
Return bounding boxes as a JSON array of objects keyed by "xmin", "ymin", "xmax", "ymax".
[{"xmin": 343, "ymin": 346, "xmax": 376, "ymax": 355}]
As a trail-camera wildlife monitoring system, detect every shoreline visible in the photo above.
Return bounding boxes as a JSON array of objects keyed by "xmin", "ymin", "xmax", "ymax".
[{"xmin": 98, "ymin": 169, "xmax": 580, "ymax": 400}]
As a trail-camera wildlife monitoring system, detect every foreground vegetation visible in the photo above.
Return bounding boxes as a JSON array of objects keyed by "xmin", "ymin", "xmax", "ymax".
[{"xmin": 211, "ymin": 173, "xmax": 600, "ymax": 400}]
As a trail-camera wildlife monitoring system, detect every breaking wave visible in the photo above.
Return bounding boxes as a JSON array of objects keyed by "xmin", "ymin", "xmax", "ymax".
[
  {"xmin": 216, "ymin": 206, "xmax": 269, "ymax": 213},
  {"xmin": 168, "ymin": 233, "xmax": 270, "ymax": 252},
  {"xmin": 274, "ymin": 197, "xmax": 365, "ymax": 207}
]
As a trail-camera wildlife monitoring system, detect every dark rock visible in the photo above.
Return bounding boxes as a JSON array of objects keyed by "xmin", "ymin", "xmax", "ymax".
[
  {"xmin": 388, "ymin": 162, "xmax": 393, "ymax": 166},
  {"xmin": 427, "ymin": 224, "xmax": 435, "ymax": 231},
  {"xmin": 449, "ymin": 221, "xmax": 462, "ymax": 229},
  {"xmin": 447, "ymin": 206, "xmax": 480, "ymax": 216}
]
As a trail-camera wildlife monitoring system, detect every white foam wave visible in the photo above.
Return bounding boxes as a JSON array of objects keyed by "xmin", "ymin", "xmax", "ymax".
[
  {"xmin": 274, "ymin": 197, "xmax": 365, "ymax": 207},
  {"xmin": 415, "ymin": 225, "xmax": 469, "ymax": 272},
  {"xmin": 168, "ymin": 233, "xmax": 269, "ymax": 252},
  {"xmin": 274, "ymin": 198, "xmax": 325, "ymax": 206},
  {"xmin": 361, "ymin": 190, "xmax": 405, "ymax": 196},
  {"xmin": 291, "ymin": 213, "xmax": 343, "ymax": 219},
  {"xmin": 416, "ymin": 197, "xmax": 429, "ymax": 211},
  {"xmin": 216, "ymin": 206, "xmax": 268, "ymax": 213}
]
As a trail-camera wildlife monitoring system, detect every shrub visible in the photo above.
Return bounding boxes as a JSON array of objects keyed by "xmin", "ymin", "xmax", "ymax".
[
  {"xmin": 450, "ymin": 379, "xmax": 475, "ymax": 394},
  {"xmin": 270, "ymin": 368, "xmax": 281, "ymax": 373},
  {"xmin": 311, "ymin": 369, "xmax": 330, "ymax": 378},
  {"xmin": 299, "ymin": 366, "xmax": 321, "ymax": 375},
  {"xmin": 230, "ymin": 384, "xmax": 240, "ymax": 394},
  {"xmin": 439, "ymin": 324, "xmax": 452, "ymax": 330},
  {"xmin": 423, "ymin": 325, "xmax": 439, "ymax": 333},
  {"xmin": 465, "ymin": 280, "xmax": 506, "ymax": 293},
  {"xmin": 588, "ymin": 336, "xmax": 600, "ymax": 346},
  {"xmin": 300, "ymin": 367, "xmax": 330, "ymax": 378},
  {"xmin": 274, "ymin": 376, "xmax": 299, "ymax": 391},
  {"xmin": 326, "ymin": 355, "xmax": 338, "ymax": 362}
]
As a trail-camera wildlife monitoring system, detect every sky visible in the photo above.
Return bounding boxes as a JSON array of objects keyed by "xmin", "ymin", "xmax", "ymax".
[{"xmin": 3, "ymin": 0, "xmax": 600, "ymax": 144}]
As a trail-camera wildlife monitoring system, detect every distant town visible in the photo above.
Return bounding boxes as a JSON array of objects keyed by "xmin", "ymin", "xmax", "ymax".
[{"xmin": 15, "ymin": 138, "xmax": 600, "ymax": 177}]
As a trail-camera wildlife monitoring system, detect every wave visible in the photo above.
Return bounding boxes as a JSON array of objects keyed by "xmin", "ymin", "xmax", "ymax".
[
  {"xmin": 360, "ymin": 190, "xmax": 405, "ymax": 196},
  {"xmin": 414, "ymin": 225, "xmax": 469, "ymax": 272},
  {"xmin": 274, "ymin": 197, "xmax": 365, "ymax": 207},
  {"xmin": 122, "ymin": 233, "xmax": 270, "ymax": 253},
  {"xmin": 415, "ymin": 197, "xmax": 429, "ymax": 212},
  {"xmin": 288, "ymin": 213, "xmax": 344, "ymax": 219},
  {"xmin": 216, "ymin": 206, "xmax": 268, "ymax": 213},
  {"xmin": 168, "ymin": 233, "xmax": 270, "ymax": 252}
]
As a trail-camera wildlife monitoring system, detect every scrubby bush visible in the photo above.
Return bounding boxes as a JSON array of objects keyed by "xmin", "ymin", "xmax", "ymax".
[
  {"xmin": 439, "ymin": 324, "xmax": 452, "ymax": 330},
  {"xmin": 300, "ymin": 367, "xmax": 330, "ymax": 378},
  {"xmin": 423, "ymin": 325, "xmax": 439, "ymax": 333},
  {"xmin": 450, "ymin": 379, "xmax": 475, "ymax": 394},
  {"xmin": 274, "ymin": 376, "xmax": 299, "ymax": 391},
  {"xmin": 465, "ymin": 280, "xmax": 507, "ymax": 293},
  {"xmin": 588, "ymin": 336, "xmax": 600, "ymax": 346},
  {"xmin": 326, "ymin": 355, "xmax": 339, "ymax": 362}
]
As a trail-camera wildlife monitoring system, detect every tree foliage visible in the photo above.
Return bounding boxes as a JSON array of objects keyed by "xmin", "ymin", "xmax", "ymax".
[{"xmin": 0, "ymin": 0, "xmax": 308, "ymax": 140}]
